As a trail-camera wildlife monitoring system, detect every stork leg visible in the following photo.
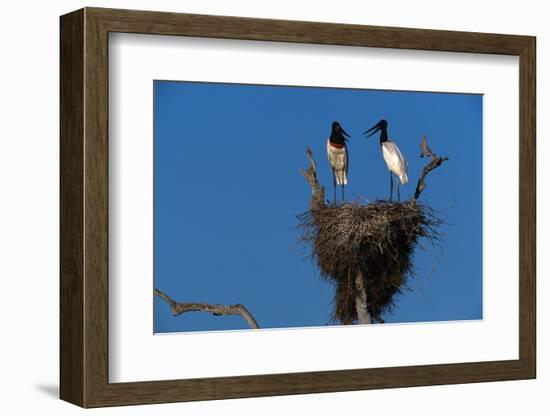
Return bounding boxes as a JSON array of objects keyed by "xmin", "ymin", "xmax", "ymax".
[
  {"xmin": 397, "ymin": 182, "xmax": 401, "ymax": 201},
  {"xmin": 342, "ymin": 184, "xmax": 345, "ymax": 202},
  {"xmin": 389, "ymin": 172, "xmax": 394, "ymax": 201},
  {"xmin": 333, "ymin": 174, "xmax": 336, "ymax": 204}
]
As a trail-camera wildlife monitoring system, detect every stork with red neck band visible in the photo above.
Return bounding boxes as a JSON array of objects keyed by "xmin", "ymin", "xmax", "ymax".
[{"xmin": 326, "ymin": 121, "xmax": 351, "ymax": 203}]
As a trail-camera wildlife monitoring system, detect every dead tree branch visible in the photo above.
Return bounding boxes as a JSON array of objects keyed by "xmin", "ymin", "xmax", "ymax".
[
  {"xmin": 154, "ymin": 288, "xmax": 260, "ymax": 329},
  {"xmin": 414, "ymin": 135, "xmax": 449, "ymax": 200},
  {"xmin": 300, "ymin": 146, "xmax": 326, "ymax": 210}
]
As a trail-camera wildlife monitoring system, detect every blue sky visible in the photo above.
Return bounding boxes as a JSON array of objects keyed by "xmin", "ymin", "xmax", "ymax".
[{"xmin": 153, "ymin": 80, "xmax": 483, "ymax": 333}]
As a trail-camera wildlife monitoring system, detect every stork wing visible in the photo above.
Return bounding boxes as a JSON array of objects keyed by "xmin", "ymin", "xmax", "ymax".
[
  {"xmin": 386, "ymin": 141, "xmax": 407, "ymax": 166},
  {"xmin": 326, "ymin": 139, "xmax": 334, "ymax": 168},
  {"xmin": 344, "ymin": 142, "xmax": 349, "ymax": 177},
  {"xmin": 326, "ymin": 139, "xmax": 336, "ymax": 181},
  {"xmin": 382, "ymin": 141, "xmax": 408, "ymax": 184}
]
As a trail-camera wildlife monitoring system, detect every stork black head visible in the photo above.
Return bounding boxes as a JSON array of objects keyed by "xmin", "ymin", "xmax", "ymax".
[
  {"xmin": 330, "ymin": 121, "xmax": 350, "ymax": 144},
  {"xmin": 363, "ymin": 119, "xmax": 388, "ymax": 143}
]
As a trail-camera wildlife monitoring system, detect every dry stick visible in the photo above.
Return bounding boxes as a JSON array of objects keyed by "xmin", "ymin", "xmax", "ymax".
[
  {"xmin": 354, "ymin": 270, "xmax": 373, "ymax": 324},
  {"xmin": 300, "ymin": 146, "xmax": 326, "ymax": 210},
  {"xmin": 414, "ymin": 135, "xmax": 449, "ymax": 200},
  {"xmin": 154, "ymin": 288, "xmax": 260, "ymax": 329}
]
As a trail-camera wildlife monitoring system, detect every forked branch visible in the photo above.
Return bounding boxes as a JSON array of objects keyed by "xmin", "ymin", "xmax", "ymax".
[
  {"xmin": 154, "ymin": 288, "xmax": 260, "ymax": 329},
  {"xmin": 414, "ymin": 135, "xmax": 449, "ymax": 200}
]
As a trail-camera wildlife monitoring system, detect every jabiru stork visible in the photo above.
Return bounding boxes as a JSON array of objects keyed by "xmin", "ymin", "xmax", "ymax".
[
  {"xmin": 326, "ymin": 121, "xmax": 350, "ymax": 203},
  {"xmin": 364, "ymin": 119, "xmax": 408, "ymax": 201}
]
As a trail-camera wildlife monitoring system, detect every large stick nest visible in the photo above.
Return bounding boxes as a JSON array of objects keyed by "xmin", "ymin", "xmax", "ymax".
[{"xmin": 299, "ymin": 199, "xmax": 442, "ymax": 324}]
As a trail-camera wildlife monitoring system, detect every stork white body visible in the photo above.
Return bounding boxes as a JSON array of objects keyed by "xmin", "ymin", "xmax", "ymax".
[
  {"xmin": 364, "ymin": 119, "xmax": 408, "ymax": 201},
  {"xmin": 381, "ymin": 141, "xmax": 408, "ymax": 185},
  {"xmin": 326, "ymin": 139, "xmax": 348, "ymax": 186}
]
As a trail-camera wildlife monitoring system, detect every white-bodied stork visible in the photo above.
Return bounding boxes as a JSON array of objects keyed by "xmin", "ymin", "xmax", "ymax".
[
  {"xmin": 364, "ymin": 119, "xmax": 408, "ymax": 201},
  {"xmin": 326, "ymin": 121, "xmax": 350, "ymax": 203}
]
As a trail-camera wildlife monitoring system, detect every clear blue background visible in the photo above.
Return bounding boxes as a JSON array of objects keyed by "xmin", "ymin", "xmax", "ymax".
[{"xmin": 153, "ymin": 80, "xmax": 483, "ymax": 333}]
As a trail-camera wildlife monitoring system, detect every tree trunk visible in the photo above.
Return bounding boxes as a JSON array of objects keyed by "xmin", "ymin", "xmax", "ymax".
[{"xmin": 354, "ymin": 270, "xmax": 373, "ymax": 324}]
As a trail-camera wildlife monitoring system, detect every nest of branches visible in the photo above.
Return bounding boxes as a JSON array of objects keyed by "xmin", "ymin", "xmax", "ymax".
[{"xmin": 298, "ymin": 200, "xmax": 442, "ymax": 324}]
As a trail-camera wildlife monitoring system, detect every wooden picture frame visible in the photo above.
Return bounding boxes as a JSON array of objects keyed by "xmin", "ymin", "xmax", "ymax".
[{"xmin": 60, "ymin": 7, "xmax": 536, "ymax": 408}]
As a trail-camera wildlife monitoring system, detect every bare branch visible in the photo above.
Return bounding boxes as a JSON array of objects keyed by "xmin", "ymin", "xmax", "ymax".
[
  {"xmin": 154, "ymin": 288, "xmax": 260, "ymax": 329},
  {"xmin": 305, "ymin": 146, "xmax": 317, "ymax": 173},
  {"xmin": 300, "ymin": 146, "xmax": 326, "ymax": 210},
  {"xmin": 420, "ymin": 134, "xmax": 434, "ymax": 159},
  {"xmin": 354, "ymin": 270, "xmax": 373, "ymax": 324},
  {"xmin": 414, "ymin": 135, "xmax": 449, "ymax": 200}
]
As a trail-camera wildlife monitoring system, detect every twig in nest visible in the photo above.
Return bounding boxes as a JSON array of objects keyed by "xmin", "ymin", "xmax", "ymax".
[
  {"xmin": 414, "ymin": 135, "xmax": 449, "ymax": 200},
  {"xmin": 154, "ymin": 288, "xmax": 260, "ymax": 329}
]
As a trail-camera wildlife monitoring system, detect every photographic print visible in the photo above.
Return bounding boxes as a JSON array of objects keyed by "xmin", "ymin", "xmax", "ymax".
[{"xmin": 153, "ymin": 80, "xmax": 482, "ymax": 333}]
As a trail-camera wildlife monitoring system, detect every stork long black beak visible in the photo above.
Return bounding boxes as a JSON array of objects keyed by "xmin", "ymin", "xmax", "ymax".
[
  {"xmin": 341, "ymin": 128, "xmax": 351, "ymax": 138},
  {"xmin": 363, "ymin": 122, "xmax": 381, "ymax": 137}
]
